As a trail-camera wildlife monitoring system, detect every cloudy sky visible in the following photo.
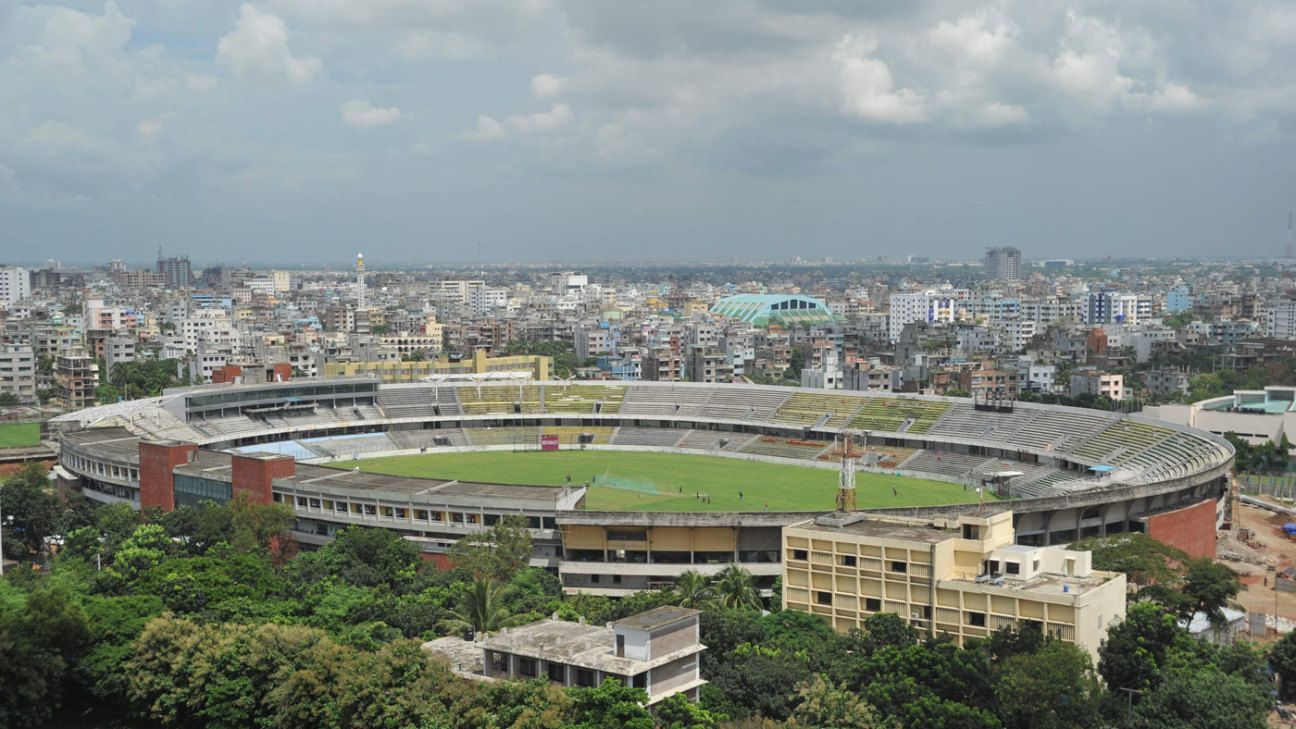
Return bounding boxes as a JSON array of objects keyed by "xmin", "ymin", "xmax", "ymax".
[{"xmin": 1, "ymin": 1, "xmax": 1294, "ymax": 265}]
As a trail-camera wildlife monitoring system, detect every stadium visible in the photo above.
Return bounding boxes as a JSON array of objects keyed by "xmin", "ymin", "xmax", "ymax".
[{"xmin": 50, "ymin": 378, "xmax": 1233, "ymax": 595}]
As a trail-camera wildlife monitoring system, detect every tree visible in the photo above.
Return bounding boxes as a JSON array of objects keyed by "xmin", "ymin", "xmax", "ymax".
[
  {"xmin": 447, "ymin": 514, "xmax": 533, "ymax": 582},
  {"xmin": 790, "ymin": 673, "xmax": 887, "ymax": 729},
  {"xmin": 1068, "ymin": 533, "xmax": 1189, "ymax": 588},
  {"xmin": 0, "ymin": 392, "xmax": 19, "ymax": 406},
  {"xmin": 1271, "ymin": 629, "xmax": 1296, "ymax": 700},
  {"xmin": 106, "ymin": 524, "xmax": 172, "ymax": 582},
  {"xmin": 0, "ymin": 585, "xmax": 91, "ymax": 729},
  {"xmin": 1179, "ymin": 558, "xmax": 1241, "ymax": 628},
  {"xmin": 994, "ymin": 641, "xmax": 1101, "ymax": 729},
  {"xmin": 568, "ymin": 679, "xmax": 654, "ymax": 729},
  {"xmin": 657, "ymin": 692, "xmax": 723, "ymax": 729},
  {"xmin": 674, "ymin": 570, "xmax": 713, "ymax": 609},
  {"xmin": 859, "ymin": 612, "xmax": 918, "ymax": 653},
  {"xmin": 712, "ymin": 565, "xmax": 762, "ymax": 611},
  {"xmin": 1133, "ymin": 667, "xmax": 1270, "ymax": 729},
  {"xmin": 1, "ymin": 463, "xmax": 60, "ymax": 559},
  {"xmin": 438, "ymin": 578, "xmax": 518, "ymax": 637},
  {"xmin": 1097, "ymin": 602, "xmax": 1189, "ymax": 696}
]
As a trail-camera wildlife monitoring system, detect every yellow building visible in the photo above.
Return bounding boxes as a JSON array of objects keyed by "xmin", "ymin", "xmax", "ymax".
[
  {"xmin": 782, "ymin": 510, "xmax": 1126, "ymax": 660},
  {"xmin": 324, "ymin": 350, "xmax": 551, "ymax": 382}
]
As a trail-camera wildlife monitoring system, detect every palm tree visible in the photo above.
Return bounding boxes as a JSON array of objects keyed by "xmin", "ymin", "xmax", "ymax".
[
  {"xmin": 673, "ymin": 570, "xmax": 713, "ymax": 609},
  {"xmin": 711, "ymin": 565, "xmax": 762, "ymax": 611},
  {"xmin": 438, "ymin": 578, "xmax": 517, "ymax": 637}
]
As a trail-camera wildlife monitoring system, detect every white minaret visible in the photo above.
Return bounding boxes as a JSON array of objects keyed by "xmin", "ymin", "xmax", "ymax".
[{"xmin": 356, "ymin": 252, "xmax": 366, "ymax": 310}]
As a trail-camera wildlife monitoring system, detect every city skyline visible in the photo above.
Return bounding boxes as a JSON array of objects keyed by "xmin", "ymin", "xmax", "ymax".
[{"xmin": 1, "ymin": 1, "xmax": 1294, "ymax": 262}]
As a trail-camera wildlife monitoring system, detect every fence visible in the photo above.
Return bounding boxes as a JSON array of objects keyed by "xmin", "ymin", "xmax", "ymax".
[{"xmin": 1238, "ymin": 474, "xmax": 1296, "ymax": 500}]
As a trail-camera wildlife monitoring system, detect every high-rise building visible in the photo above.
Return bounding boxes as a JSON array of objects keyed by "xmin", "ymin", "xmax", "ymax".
[
  {"xmin": 0, "ymin": 266, "xmax": 30, "ymax": 305},
  {"xmin": 156, "ymin": 251, "xmax": 194, "ymax": 288},
  {"xmin": 984, "ymin": 247, "xmax": 1022, "ymax": 281}
]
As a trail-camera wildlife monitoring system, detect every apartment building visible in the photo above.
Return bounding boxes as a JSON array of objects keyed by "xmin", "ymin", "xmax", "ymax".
[
  {"xmin": 782, "ymin": 511, "xmax": 1126, "ymax": 660},
  {"xmin": 1070, "ymin": 368, "xmax": 1125, "ymax": 400},
  {"xmin": 0, "ymin": 344, "xmax": 37, "ymax": 404},
  {"xmin": 55, "ymin": 348, "xmax": 99, "ymax": 409}
]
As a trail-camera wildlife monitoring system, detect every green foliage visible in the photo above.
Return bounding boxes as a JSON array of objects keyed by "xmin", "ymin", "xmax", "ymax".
[
  {"xmin": 1, "ymin": 463, "xmax": 60, "ymax": 559},
  {"xmin": 439, "ymin": 577, "xmax": 523, "ymax": 637},
  {"xmin": 1097, "ymin": 602, "xmax": 1188, "ymax": 695},
  {"xmin": 0, "ymin": 584, "xmax": 91, "ymax": 728},
  {"xmin": 106, "ymin": 358, "xmax": 190, "ymax": 397},
  {"xmin": 567, "ymin": 678, "xmax": 654, "ymax": 729},
  {"xmin": 658, "ymin": 691, "xmax": 724, "ymax": 729},
  {"xmin": 994, "ymin": 641, "xmax": 1101, "ymax": 729},
  {"xmin": 675, "ymin": 569, "xmax": 713, "ymax": 609},
  {"xmin": 106, "ymin": 523, "xmax": 172, "ymax": 582},
  {"xmin": 1271, "ymin": 629, "xmax": 1296, "ymax": 700},
  {"xmin": 1225, "ymin": 432, "xmax": 1291, "ymax": 474},
  {"xmin": 790, "ymin": 674, "xmax": 888, "ymax": 729},
  {"xmin": 1068, "ymin": 533, "xmax": 1189, "ymax": 587},
  {"xmin": 711, "ymin": 565, "xmax": 762, "ymax": 611},
  {"xmin": 1179, "ymin": 558, "xmax": 1241, "ymax": 627},
  {"xmin": 1131, "ymin": 667, "xmax": 1270, "ymax": 729},
  {"xmin": 448, "ymin": 514, "xmax": 533, "ymax": 582}
]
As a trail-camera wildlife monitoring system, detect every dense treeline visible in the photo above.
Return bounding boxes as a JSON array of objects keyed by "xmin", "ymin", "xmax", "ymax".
[{"xmin": 0, "ymin": 477, "xmax": 1285, "ymax": 729}]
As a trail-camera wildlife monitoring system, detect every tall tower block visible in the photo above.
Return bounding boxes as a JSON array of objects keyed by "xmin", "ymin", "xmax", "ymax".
[{"xmin": 356, "ymin": 252, "xmax": 366, "ymax": 310}]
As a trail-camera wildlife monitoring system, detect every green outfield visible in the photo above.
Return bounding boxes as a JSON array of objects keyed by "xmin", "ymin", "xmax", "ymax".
[
  {"xmin": 0, "ymin": 421, "xmax": 40, "ymax": 448},
  {"xmin": 340, "ymin": 450, "xmax": 992, "ymax": 512}
]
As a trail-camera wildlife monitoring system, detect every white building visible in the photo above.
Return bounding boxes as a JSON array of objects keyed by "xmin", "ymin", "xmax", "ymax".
[
  {"xmin": 0, "ymin": 344, "xmax": 37, "ymax": 404},
  {"xmin": 888, "ymin": 288, "xmax": 969, "ymax": 343},
  {"xmin": 1070, "ymin": 368, "xmax": 1125, "ymax": 400},
  {"xmin": 0, "ymin": 266, "xmax": 30, "ymax": 306}
]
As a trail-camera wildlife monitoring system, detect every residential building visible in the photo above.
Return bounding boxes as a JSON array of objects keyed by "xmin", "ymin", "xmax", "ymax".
[
  {"xmin": 0, "ymin": 266, "xmax": 30, "ymax": 306},
  {"xmin": 984, "ymin": 247, "xmax": 1022, "ymax": 281},
  {"xmin": 0, "ymin": 343, "xmax": 37, "ymax": 404},
  {"xmin": 1070, "ymin": 368, "xmax": 1125, "ymax": 400},
  {"xmin": 55, "ymin": 348, "xmax": 99, "ymax": 409},
  {"xmin": 782, "ymin": 511, "xmax": 1126, "ymax": 660}
]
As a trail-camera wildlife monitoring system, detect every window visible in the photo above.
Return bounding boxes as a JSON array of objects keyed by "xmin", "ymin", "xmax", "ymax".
[
  {"xmin": 519, "ymin": 658, "xmax": 537, "ymax": 678},
  {"xmin": 792, "ymin": 549, "xmax": 808, "ymax": 561},
  {"xmin": 840, "ymin": 555, "xmax": 857, "ymax": 567},
  {"xmin": 865, "ymin": 597, "xmax": 882, "ymax": 611},
  {"xmin": 815, "ymin": 591, "xmax": 833, "ymax": 606},
  {"xmin": 490, "ymin": 652, "xmax": 508, "ymax": 673},
  {"xmin": 612, "ymin": 574, "xmax": 622, "ymax": 585},
  {"xmin": 962, "ymin": 524, "xmax": 979, "ymax": 540},
  {"xmin": 889, "ymin": 561, "xmax": 907, "ymax": 573},
  {"xmin": 547, "ymin": 662, "xmax": 566, "ymax": 683},
  {"xmin": 575, "ymin": 668, "xmax": 595, "ymax": 687},
  {"xmin": 590, "ymin": 574, "xmax": 601, "ymax": 584},
  {"xmin": 1005, "ymin": 562, "xmax": 1020, "ymax": 575},
  {"xmin": 616, "ymin": 634, "xmax": 625, "ymax": 657},
  {"xmin": 632, "ymin": 672, "xmax": 647, "ymax": 689},
  {"xmin": 967, "ymin": 611, "xmax": 986, "ymax": 627}
]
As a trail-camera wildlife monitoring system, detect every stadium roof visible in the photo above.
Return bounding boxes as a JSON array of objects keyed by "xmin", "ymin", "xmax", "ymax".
[{"xmin": 710, "ymin": 293, "xmax": 837, "ymax": 327}]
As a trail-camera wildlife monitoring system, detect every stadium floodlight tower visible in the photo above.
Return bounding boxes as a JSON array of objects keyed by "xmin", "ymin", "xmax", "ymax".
[{"xmin": 836, "ymin": 431, "xmax": 864, "ymax": 512}]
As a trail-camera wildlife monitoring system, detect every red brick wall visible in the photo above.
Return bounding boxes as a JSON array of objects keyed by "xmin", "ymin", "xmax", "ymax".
[
  {"xmin": 1143, "ymin": 498, "xmax": 1218, "ymax": 559},
  {"xmin": 230, "ymin": 454, "xmax": 295, "ymax": 504},
  {"xmin": 211, "ymin": 365, "xmax": 242, "ymax": 384},
  {"xmin": 138, "ymin": 441, "xmax": 197, "ymax": 512},
  {"xmin": 271, "ymin": 363, "xmax": 292, "ymax": 382}
]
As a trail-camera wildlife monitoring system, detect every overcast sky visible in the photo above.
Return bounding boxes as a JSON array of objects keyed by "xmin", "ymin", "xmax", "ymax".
[{"xmin": 1, "ymin": 1, "xmax": 1294, "ymax": 265}]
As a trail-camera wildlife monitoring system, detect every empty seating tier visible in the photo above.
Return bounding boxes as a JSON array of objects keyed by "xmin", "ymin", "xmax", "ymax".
[
  {"xmin": 848, "ymin": 398, "xmax": 950, "ymax": 434},
  {"xmin": 739, "ymin": 436, "xmax": 830, "ymax": 460},
  {"xmin": 773, "ymin": 393, "xmax": 863, "ymax": 427},
  {"xmin": 610, "ymin": 427, "xmax": 690, "ymax": 448},
  {"xmin": 541, "ymin": 425, "xmax": 615, "ymax": 444},
  {"xmin": 542, "ymin": 384, "xmax": 625, "ymax": 414},
  {"xmin": 457, "ymin": 385, "xmax": 542, "ymax": 415}
]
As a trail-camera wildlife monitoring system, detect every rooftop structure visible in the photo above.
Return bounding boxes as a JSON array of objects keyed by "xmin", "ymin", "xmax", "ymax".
[{"xmin": 710, "ymin": 294, "xmax": 837, "ymax": 328}]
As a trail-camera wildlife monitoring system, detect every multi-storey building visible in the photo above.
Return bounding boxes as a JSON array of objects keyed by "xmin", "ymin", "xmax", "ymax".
[
  {"xmin": 55, "ymin": 348, "xmax": 99, "ymax": 409},
  {"xmin": 984, "ymin": 247, "xmax": 1022, "ymax": 281},
  {"xmin": 0, "ymin": 343, "xmax": 38, "ymax": 404},
  {"xmin": 0, "ymin": 266, "xmax": 30, "ymax": 306},
  {"xmin": 782, "ymin": 511, "xmax": 1126, "ymax": 660}
]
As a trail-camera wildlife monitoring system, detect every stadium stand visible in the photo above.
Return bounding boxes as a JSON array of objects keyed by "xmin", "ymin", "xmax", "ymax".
[
  {"xmin": 848, "ymin": 398, "xmax": 950, "ymax": 434},
  {"xmin": 376, "ymin": 385, "xmax": 463, "ymax": 418},
  {"xmin": 458, "ymin": 385, "xmax": 542, "ymax": 415},
  {"xmin": 609, "ymin": 426, "xmax": 690, "ymax": 448},
  {"xmin": 740, "ymin": 436, "xmax": 831, "ymax": 460},
  {"xmin": 542, "ymin": 425, "xmax": 615, "ymax": 444},
  {"xmin": 462, "ymin": 426, "xmax": 542, "ymax": 446},
  {"xmin": 701, "ymin": 387, "xmax": 790, "ymax": 420},
  {"xmin": 620, "ymin": 385, "xmax": 710, "ymax": 417},
  {"xmin": 387, "ymin": 429, "xmax": 470, "ymax": 449},
  {"xmin": 541, "ymin": 384, "xmax": 624, "ymax": 414},
  {"xmin": 773, "ymin": 393, "xmax": 862, "ymax": 427},
  {"xmin": 676, "ymin": 430, "xmax": 759, "ymax": 452}
]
